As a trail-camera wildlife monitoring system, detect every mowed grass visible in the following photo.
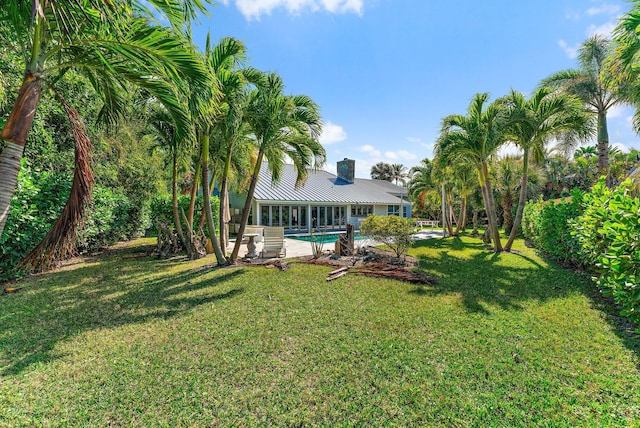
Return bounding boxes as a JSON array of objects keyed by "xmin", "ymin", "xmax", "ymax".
[{"xmin": 1, "ymin": 236, "xmax": 639, "ymax": 426}]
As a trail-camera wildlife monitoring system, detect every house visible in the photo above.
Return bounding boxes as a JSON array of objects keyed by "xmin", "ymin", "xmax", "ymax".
[{"xmin": 229, "ymin": 158, "xmax": 410, "ymax": 234}]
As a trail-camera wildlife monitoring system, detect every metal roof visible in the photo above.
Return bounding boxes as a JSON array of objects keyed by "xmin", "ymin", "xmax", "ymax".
[{"xmin": 253, "ymin": 163, "xmax": 409, "ymax": 205}]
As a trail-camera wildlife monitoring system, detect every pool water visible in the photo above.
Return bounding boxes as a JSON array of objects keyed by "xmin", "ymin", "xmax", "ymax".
[{"xmin": 289, "ymin": 231, "xmax": 368, "ymax": 244}]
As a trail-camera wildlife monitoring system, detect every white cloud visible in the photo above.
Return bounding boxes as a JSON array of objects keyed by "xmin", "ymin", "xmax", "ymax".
[
  {"xmin": 558, "ymin": 39, "xmax": 578, "ymax": 59},
  {"xmin": 359, "ymin": 144, "xmax": 381, "ymax": 158},
  {"xmin": 607, "ymin": 104, "xmax": 625, "ymax": 119},
  {"xmin": 611, "ymin": 141, "xmax": 630, "ymax": 152},
  {"xmin": 587, "ymin": 21, "xmax": 617, "ymax": 37},
  {"xmin": 565, "ymin": 10, "xmax": 581, "ymax": 20},
  {"xmin": 396, "ymin": 150, "xmax": 418, "ymax": 161},
  {"xmin": 231, "ymin": 0, "xmax": 363, "ymax": 20},
  {"xmin": 586, "ymin": 4, "xmax": 620, "ymax": 16},
  {"xmin": 319, "ymin": 121, "xmax": 347, "ymax": 145},
  {"xmin": 384, "ymin": 151, "xmax": 398, "ymax": 160}
]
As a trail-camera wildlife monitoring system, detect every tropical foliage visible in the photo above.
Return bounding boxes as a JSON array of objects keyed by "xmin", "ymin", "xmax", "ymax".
[{"xmin": 360, "ymin": 214, "xmax": 415, "ymax": 258}]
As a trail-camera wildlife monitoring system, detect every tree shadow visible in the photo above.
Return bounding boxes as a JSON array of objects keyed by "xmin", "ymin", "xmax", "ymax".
[
  {"xmin": 412, "ymin": 236, "xmax": 590, "ymax": 314},
  {"xmin": 1, "ymin": 245, "xmax": 246, "ymax": 376},
  {"xmin": 411, "ymin": 236, "xmax": 640, "ymax": 368}
]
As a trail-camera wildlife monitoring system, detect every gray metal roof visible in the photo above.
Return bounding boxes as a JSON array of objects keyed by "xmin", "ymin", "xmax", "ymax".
[{"xmin": 253, "ymin": 163, "xmax": 409, "ymax": 204}]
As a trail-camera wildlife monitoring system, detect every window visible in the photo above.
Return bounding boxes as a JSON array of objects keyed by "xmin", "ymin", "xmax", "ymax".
[
  {"xmin": 351, "ymin": 205, "xmax": 373, "ymax": 216},
  {"xmin": 387, "ymin": 205, "xmax": 400, "ymax": 216}
]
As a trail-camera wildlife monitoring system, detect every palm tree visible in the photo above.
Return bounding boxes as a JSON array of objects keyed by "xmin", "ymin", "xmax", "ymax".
[
  {"xmin": 434, "ymin": 93, "xmax": 507, "ymax": 251},
  {"xmin": 0, "ymin": 1, "xmax": 208, "ymax": 239},
  {"xmin": 574, "ymin": 145, "xmax": 597, "ymax": 158},
  {"xmin": 229, "ymin": 72, "xmax": 325, "ymax": 263},
  {"xmin": 611, "ymin": 2, "xmax": 640, "ymax": 136},
  {"xmin": 208, "ymin": 39, "xmax": 263, "ymax": 249},
  {"xmin": 408, "ymin": 158, "xmax": 440, "ymax": 219},
  {"xmin": 541, "ymin": 35, "xmax": 625, "ymax": 186},
  {"xmin": 390, "ymin": 164, "xmax": 408, "ymax": 186},
  {"xmin": 501, "ymin": 87, "xmax": 592, "ymax": 251},
  {"xmin": 370, "ymin": 162, "xmax": 393, "ymax": 181},
  {"xmin": 493, "ymin": 155, "xmax": 522, "ymax": 235}
]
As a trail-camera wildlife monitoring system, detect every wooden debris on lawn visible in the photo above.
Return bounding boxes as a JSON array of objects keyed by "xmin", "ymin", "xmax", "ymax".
[
  {"xmin": 354, "ymin": 262, "xmax": 435, "ymax": 284},
  {"xmin": 326, "ymin": 267, "xmax": 349, "ymax": 281}
]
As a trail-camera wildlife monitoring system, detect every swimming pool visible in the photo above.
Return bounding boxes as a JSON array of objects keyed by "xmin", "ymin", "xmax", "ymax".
[{"xmin": 289, "ymin": 231, "xmax": 369, "ymax": 244}]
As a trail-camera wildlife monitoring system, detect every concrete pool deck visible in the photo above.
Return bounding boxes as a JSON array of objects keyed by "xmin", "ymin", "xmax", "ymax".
[{"xmin": 227, "ymin": 230, "xmax": 445, "ymax": 260}]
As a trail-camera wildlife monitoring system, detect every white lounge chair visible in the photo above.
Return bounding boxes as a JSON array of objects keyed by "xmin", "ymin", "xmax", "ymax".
[{"xmin": 261, "ymin": 226, "xmax": 286, "ymax": 258}]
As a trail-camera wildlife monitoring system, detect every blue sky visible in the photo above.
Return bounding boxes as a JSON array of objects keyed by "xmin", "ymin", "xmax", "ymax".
[{"xmin": 192, "ymin": 0, "xmax": 639, "ymax": 178}]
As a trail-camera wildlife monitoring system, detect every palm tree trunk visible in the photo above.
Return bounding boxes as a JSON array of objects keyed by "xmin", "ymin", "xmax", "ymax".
[
  {"xmin": 505, "ymin": 150, "xmax": 529, "ymax": 251},
  {"xmin": 471, "ymin": 209, "xmax": 479, "ymax": 236},
  {"xmin": 19, "ymin": 93, "xmax": 94, "ymax": 272},
  {"xmin": 477, "ymin": 170, "xmax": 492, "ymax": 244},
  {"xmin": 198, "ymin": 166, "xmax": 218, "ymax": 231},
  {"xmin": 0, "ymin": 75, "xmax": 44, "ymax": 237},
  {"xmin": 230, "ymin": 150, "xmax": 264, "ymax": 263},
  {"xmin": 597, "ymin": 111, "xmax": 610, "ymax": 187},
  {"xmin": 172, "ymin": 151, "xmax": 187, "ymax": 250},
  {"xmin": 455, "ymin": 196, "xmax": 467, "ymax": 235},
  {"xmin": 219, "ymin": 145, "xmax": 233, "ymax": 250},
  {"xmin": 482, "ymin": 161, "xmax": 502, "ymax": 251},
  {"xmin": 201, "ymin": 132, "xmax": 226, "ymax": 265},
  {"xmin": 187, "ymin": 157, "xmax": 201, "ymax": 231}
]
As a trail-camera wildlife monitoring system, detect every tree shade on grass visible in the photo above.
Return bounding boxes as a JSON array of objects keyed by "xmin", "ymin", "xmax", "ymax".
[{"xmin": 0, "ymin": 237, "xmax": 639, "ymax": 426}]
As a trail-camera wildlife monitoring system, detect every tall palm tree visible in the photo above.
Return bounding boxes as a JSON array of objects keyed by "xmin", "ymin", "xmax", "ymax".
[
  {"xmin": 434, "ymin": 93, "xmax": 507, "ymax": 251},
  {"xmin": 0, "ymin": 1, "xmax": 209, "ymax": 238},
  {"xmin": 209, "ymin": 41, "xmax": 263, "ymax": 249},
  {"xmin": 541, "ymin": 35, "xmax": 625, "ymax": 186},
  {"xmin": 229, "ymin": 72, "xmax": 325, "ymax": 263},
  {"xmin": 501, "ymin": 87, "xmax": 592, "ymax": 251},
  {"xmin": 370, "ymin": 162, "xmax": 393, "ymax": 181}
]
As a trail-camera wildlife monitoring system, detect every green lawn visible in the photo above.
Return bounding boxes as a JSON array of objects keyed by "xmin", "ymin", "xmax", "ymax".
[{"xmin": 1, "ymin": 236, "xmax": 639, "ymax": 426}]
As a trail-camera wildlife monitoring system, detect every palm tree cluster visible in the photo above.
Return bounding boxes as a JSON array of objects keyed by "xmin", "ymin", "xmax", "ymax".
[
  {"xmin": 370, "ymin": 162, "xmax": 409, "ymax": 185},
  {"xmin": 409, "ymin": 4, "xmax": 640, "ymax": 251},
  {"xmin": 0, "ymin": 1, "xmax": 325, "ymax": 269}
]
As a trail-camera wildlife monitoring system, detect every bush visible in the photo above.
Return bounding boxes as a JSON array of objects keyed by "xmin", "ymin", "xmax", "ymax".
[
  {"xmin": 0, "ymin": 162, "xmax": 70, "ymax": 281},
  {"xmin": 360, "ymin": 215, "xmax": 414, "ymax": 258},
  {"xmin": 573, "ymin": 178, "xmax": 640, "ymax": 324},
  {"xmin": 521, "ymin": 189, "xmax": 584, "ymax": 267},
  {"xmin": 77, "ymin": 185, "xmax": 149, "ymax": 252}
]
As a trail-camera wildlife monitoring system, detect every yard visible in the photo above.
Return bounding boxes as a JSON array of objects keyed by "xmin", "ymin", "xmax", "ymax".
[{"xmin": 1, "ymin": 236, "xmax": 639, "ymax": 426}]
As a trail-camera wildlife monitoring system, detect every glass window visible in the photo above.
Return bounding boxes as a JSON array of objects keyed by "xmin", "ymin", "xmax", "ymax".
[{"xmin": 387, "ymin": 205, "xmax": 400, "ymax": 216}]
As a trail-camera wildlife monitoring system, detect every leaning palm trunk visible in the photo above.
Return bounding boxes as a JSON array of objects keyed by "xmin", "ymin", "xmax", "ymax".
[
  {"xmin": 481, "ymin": 162, "xmax": 502, "ymax": 251},
  {"xmin": 230, "ymin": 150, "xmax": 264, "ymax": 263},
  {"xmin": 0, "ymin": 75, "xmax": 44, "ymax": 237},
  {"xmin": 201, "ymin": 133, "xmax": 226, "ymax": 265},
  {"xmin": 19, "ymin": 94, "xmax": 94, "ymax": 272},
  {"xmin": 505, "ymin": 151, "xmax": 529, "ymax": 252}
]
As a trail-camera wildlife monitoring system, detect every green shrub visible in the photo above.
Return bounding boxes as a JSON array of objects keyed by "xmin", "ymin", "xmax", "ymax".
[
  {"xmin": 572, "ymin": 178, "xmax": 640, "ymax": 324},
  {"xmin": 360, "ymin": 215, "xmax": 414, "ymax": 258},
  {"xmin": 521, "ymin": 189, "xmax": 584, "ymax": 267},
  {"xmin": 0, "ymin": 162, "xmax": 70, "ymax": 280},
  {"xmin": 77, "ymin": 185, "xmax": 142, "ymax": 252}
]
